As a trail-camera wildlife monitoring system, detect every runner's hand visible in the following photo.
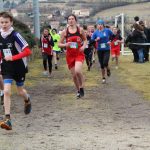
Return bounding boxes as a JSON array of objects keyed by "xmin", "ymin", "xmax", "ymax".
[
  {"xmin": 65, "ymin": 42, "xmax": 71, "ymax": 48},
  {"xmin": 107, "ymin": 41, "xmax": 111, "ymax": 45},
  {"xmin": 79, "ymin": 46, "xmax": 84, "ymax": 52},
  {"xmin": 4, "ymin": 56, "xmax": 12, "ymax": 61},
  {"xmin": 95, "ymin": 37, "xmax": 100, "ymax": 41}
]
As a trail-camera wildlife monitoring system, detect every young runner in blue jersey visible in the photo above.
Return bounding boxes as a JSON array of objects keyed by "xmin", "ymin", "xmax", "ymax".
[{"xmin": 92, "ymin": 20, "xmax": 113, "ymax": 84}]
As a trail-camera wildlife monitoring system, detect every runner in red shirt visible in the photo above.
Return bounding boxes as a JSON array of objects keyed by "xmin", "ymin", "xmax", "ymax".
[
  {"xmin": 40, "ymin": 28, "xmax": 54, "ymax": 77},
  {"xmin": 58, "ymin": 14, "xmax": 87, "ymax": 98},
  {"xmin": 110, "ymin": 27, "xmax": 123, "ymax": 69}
]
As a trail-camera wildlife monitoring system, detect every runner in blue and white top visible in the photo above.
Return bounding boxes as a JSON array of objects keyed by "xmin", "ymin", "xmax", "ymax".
[{"xmin": 91, "ymin": 19, "xmax": 113, "ymax": 84}]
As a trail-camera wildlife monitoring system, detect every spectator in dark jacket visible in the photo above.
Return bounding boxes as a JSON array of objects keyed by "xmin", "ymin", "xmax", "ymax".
[
  {"xmin": 139, "ymin": 21, "xmax": 150, "ymax": 62},
  {"xmin": 125, "ymin": 23, "xmax": 146, "ymax": 63}
]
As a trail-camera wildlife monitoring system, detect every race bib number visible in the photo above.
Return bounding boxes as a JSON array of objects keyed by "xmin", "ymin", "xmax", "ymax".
[
  {"xmin": 85, "ymin": 41, "xmax": 89, "ymax": 48},
  {"xmin": 70, "ymin": 42, "xmax": 78, "ymax": 49},
  {"xmin": 100, "ymin": 43, "xmax": 106, "ymax": 48},
  {"xmin": 43, "ymin": 43, "xmax": 48, "ymax": 48},
  {"xmin": 103, "ymin": 32, "xmax": 106, "ymax": 36},
  {"xmin": 114, "ymin": 41, "xmax": 118, "ymax": 46},
  {"xmin": 3, "ymin": 48, "xmax": 12, "ymax": 57},
  {"xmin": 85, "ymin": 45, "xmax": 88, "ymax": 48}
]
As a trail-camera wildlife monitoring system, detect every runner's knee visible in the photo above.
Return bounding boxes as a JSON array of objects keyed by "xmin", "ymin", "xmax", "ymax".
[
  {"xmin": 4, "ymin": 89, "xmax": 11, "ymax": 96},
  {"xmin": 17, "ymin": 90, "xmax": 25, "ymax": 97}
]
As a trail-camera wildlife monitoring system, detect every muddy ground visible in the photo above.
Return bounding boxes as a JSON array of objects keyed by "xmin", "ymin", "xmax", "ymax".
[{"xmin": 0, "ymin": 59, "xmax": 150, "ymax": 150}]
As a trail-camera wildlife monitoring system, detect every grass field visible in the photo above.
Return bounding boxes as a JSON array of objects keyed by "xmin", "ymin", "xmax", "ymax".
[{"xmin": 116, "ymin": 55, "xmax": 150, "ymax": 100}]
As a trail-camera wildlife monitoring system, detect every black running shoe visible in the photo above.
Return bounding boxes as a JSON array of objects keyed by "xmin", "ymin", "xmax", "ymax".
[
  {"xmin": 107, "ymin": 69, "xmax": 111, "ymax": 77},
  {"xmin": 24, "ymin": 97, "xmax": 32, "ymax": 115},
  {"xmin": 80, "ymin": 88, "xmax": 84, "ymax": 97},
  {"xmin": 1, "ymin": 94, "xmax": 4, "ymax": 105},
  {"xmin": 55, "ymin": 65, "xmax": 58, "ymax": 70}
]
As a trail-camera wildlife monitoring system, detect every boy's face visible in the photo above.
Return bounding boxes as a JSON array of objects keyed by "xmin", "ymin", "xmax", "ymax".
[
  {"xmin": 0, "ymin": 17, "xmax": 13, "ymax": 31},
  {"xmin": 52, "ymin": 30, "xmax": 56, "ymax": 34},
  {"xmin": 112, "ymin": 28, "xmax": 118, "ymax": 35}
]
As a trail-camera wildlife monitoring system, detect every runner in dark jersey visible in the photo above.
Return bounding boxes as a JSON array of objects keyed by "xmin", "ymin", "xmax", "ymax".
[
  {"xmin": 84, "ymin": 29, "xmax": 94, "ymax": 71},
  {"xmin": 58, "ymin": 14, "xmax": 87, "ymax": 98},
  {"xmin": 0, "ymin": 12, "xmax": 32, "ymax": 130}
]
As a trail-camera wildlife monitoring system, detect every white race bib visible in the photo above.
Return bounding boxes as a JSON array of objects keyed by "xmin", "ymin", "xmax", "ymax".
[
  {"xmin": 100, "ymin": 43, "xmax": 106, "ymax": 48},
  {"xmin": 114, "ymin": 41, "xmax": 118, "ymax": 46},
  {"xmin": 70, "ymin": 42, "xmax": 78, "ymax": 49},
  {"xmin": 85, "ymin": 41, "xmax": 89, "ymax": 48},
  {"xmin": 43, "ymin": 43, "xmax": 48, "ymax": 48},
  {"xmin": 3, "ymin": 48, "xmax": 12, "ymax": 57}
]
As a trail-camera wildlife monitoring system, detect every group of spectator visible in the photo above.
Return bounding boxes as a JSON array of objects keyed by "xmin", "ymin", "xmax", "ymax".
[{"xmin": 125, "ymin": 16, "xmax": 150, "ymax": 63}]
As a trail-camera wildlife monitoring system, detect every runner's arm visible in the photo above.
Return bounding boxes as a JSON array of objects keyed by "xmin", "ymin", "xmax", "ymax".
[
  {"xmin": 4, "ymin": 47, "xmax": 32, "ymax": 61},
  {"xmin": 12, "ymin": 47, "xmax": 32, "ymax": 61},
  {"xmin": 80, "ymin": 28, "xmax": 87, "ymax": 50},
  {"xmin": 58, "ymin": 30, "xmax": 67, "ymax": 48}
]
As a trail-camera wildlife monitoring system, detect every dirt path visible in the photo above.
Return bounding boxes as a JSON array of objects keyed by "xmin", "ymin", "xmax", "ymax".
[{"xmin": 0, "ymin": 61, "xmax": 150, "ymax": 150}]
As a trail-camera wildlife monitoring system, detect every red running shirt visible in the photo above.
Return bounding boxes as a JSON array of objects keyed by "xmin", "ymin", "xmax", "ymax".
[{"xmin": 41, "ymin": 36, "xmax": 52, "ymax": 55}]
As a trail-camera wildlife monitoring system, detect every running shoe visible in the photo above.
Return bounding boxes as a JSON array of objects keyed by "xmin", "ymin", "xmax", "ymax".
[
  {"xmin": 1, "ymin": 94, "xmax": 4, "ymax": 105},
  {"xmin": 55, "ymin": 65, "xmax": 58, "ymax": 70},
  {"xmin": 76, "ymin": 91, "xmax": 80, "ymax": 99},
  {"xmin": 107, "ymin": 69, "xmax": 111, "ymax": 77},
  {"xmin": 48, "ymin": 73, "xmax": 52, "ymax": 78},
  {"xmin": 102, "ymin": 78, "xmax": 106, "ymax": 84},
  {"xmin": 115, "ymin": 66, "xmax": 118, "ymax": 69},
  {"xmin": 0, "ymin": 118, "xmax": 12, "ymax": 130},
  {"xmin": 88, "ymin": 66, "xmax": 90, "ymax": 71},
  {"xmin": 24, "ymin": 96, "xmax": 32, "ymax": 115},
  {"xmin": 43, "ymin": 71, "xmax": 48, "ymax": 76},
  {"xmin": 80, "ymin": 88, "xmax": 84, "ymax": 97}
]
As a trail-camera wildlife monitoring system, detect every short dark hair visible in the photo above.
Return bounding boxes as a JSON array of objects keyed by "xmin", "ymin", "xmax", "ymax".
[
  {"xmin": 83, "ymin": 24, "xmax": 87, "ymax": 30},
  {"xmin": 47, "ymin": 25, "xmax": 51, "ymax": 29},
  {"xmin": 0, "ymin": 11, "xmax": 13, "ymax": 22},
  {"xmin": 134, "ymin": 16, "xmax": 139, "ymax": 22},
  {"xmin": 52, "ymin": 28, "xmax": 57, "ymax": 33},
  {"xmin": 67, "ymin": 14, "xmax": 77, "ymax": 22}
]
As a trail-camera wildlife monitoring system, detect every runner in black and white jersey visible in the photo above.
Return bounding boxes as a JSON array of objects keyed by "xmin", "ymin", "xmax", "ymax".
[{"xmin": 0, "ymin": 12, "xmax": 32, "ymax": 130}]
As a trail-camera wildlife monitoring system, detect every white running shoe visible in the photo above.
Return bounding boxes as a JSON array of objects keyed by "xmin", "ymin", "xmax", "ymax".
[
  {"xmin": 102, "ymin": 78, "xmax": 106, "ymax": 84},
  {"xmin": 115, "ymin": 66, "xmax": 118, "ymax": 69},
  {"xmin": 43, "ymin": 71, "xmax": 48, "ymax": 76},
  {"xmin": 76, "ymin": 91, "xmax": 80, "ymax": 99},
  {"xmin": 47, "ymin": 73, "xmax": 52, "ymax": 78}
]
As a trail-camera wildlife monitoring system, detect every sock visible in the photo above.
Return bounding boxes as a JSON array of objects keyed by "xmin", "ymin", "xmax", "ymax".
[
  {"xmin": 0, "ymin": 90, "xmax": 4, "ymax": 96},
  {"xmin": 24, "ymin": 94, "xmax": 30, "ymax": 102}
]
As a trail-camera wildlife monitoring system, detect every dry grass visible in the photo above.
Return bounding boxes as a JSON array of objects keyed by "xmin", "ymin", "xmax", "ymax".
[{"xmin": 117, "ymin": 55, "xmax": 150, "ymax": 100}]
